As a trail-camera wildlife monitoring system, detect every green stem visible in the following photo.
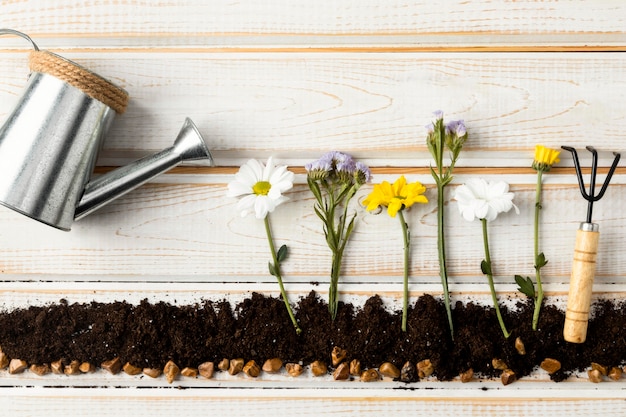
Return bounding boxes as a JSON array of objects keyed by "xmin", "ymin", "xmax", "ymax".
[
  {"xmin": 398, "ymin": 210, "xmax": 410, "ymax": 332},
  {"xmin": 481, "ymin": 219, "xmax": 510, "ymax": 339},
  {"xmin": 437, "ymin": 182, "xmax": 454, "ymax": 338},
  {"xmin": 532, "ymin": 170, "xmax": 544, "ymax": 331},
  {"xmin": 329, "ymin": 249, "xmax": 343, "ymax": 320},
  {"xmin": 264, "ymin": 216, "xmax": 301, "ymax": 335}
]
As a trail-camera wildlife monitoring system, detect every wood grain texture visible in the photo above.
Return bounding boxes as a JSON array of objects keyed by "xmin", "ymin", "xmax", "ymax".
[
  {"xmin": 1, "ymin": 52, "xmax": 625, "ymax": 167},
  {"xmin": 1, "ymin": 0, "xmax": 626, "ymax": 50},
  {"xmin": 0, "ymin": 176, "xmax": 624, "ymax": 282}
]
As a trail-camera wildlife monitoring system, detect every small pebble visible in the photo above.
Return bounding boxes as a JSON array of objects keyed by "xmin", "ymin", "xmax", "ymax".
[
  {"xmin": 379, "ymin": 362, "xmax": 400, "ymax": 379},
  {"xmin": 9, "ymin": 359, "xmax": 27, "ymax": 374},
  {"xmin": 181, "ymin": 367, "xmax": 199, "ymax": 378},
  {"xmin": 501, "ymin": 369, "xmax": 516, "ymax": 386},
  {"xmin": 217, "ymin": 358, "xmax": 230, "ymax": 372},
  {"xmin": 243, "ymin": 360, "xmax": 260, "ymax": 378},
  {"xmin": 400, "ymin": 361, "xmax": 417, "ymax": 383},
  {"xmin": 360, "ymin": 368, "xmax": 380, "ymax": 382},
  {"xmin": 588, "ymin": 369, "xmax": 603, "ymax": 383},
  {"xmin": 101, "ymin": 358, "xmax": 122, "ymax": 375},
  {"xmin": 198, "ymin": 362, "xmax": 215, "ymax": 379},
  {"xmin": 591, "ymin": 362, "xmax": 608, "ymax": 376},
  {"xmin": 164, "ymin": 360, "xmax": 180, "ymax": 384},
  {"xmin": 123, "ymin": 362, "xmax": 142, "ymax": 376},
  {"xmin": 30, "ymin": 364, "xmax": 50, "ymax": 376},
  {"xmin": 79, "ymin": 362, "xmax": 95, "ymax": 373},
  {"xmin": 540, "ymin": 358, "xmax": 561, "ymax": 374},
  {"xmin": 515, "ymin": 337, "xmax": 526, "ymax": 355},
  {"xmin": 285, "ymin": 363, "xmax": 303, "ymax": 377},
  {"xmin": 331, "ymin": 346, "xmax": 347, "ymax": 367},
  {"xmin": 349, "ymin": 359, "xmax": 361, "ymax": 376},
  {"xmin": 460, "ymin": 368, "xmax": 474, "ymax": 383},
  {"xmin": 609, "ymin": 366, "xmax": 622, "ymax": 381},
  {"xmin": 417, "ymin": 359, "xmax": 434, "ymax": 378},
  {"xmin": 64, "ymin": 360, "xmax": 81, "ymax": 375},
  {"xmin": 492, "ymin": 358, "xmax": 508, "ymax": 371},
  {"xmin": 262, "ymin": 358, "xmax": 282, "ymax": 373},
  {"xmin": 0, "ymin": 350, "xmax": 9, "ymax": 369},
  {"xmin": 311, "ymin": 360, "xmax": 327, "ymax": 377},
  {"xmin": 143, "ymin": 368, "xmax": 162, "ymax": 378},
  {"xmin": 333, "ymin": 362, "xmax": 349, "ymax": 380},
  {"xmin": 228, "ymin": 358, "xmax": 244, "ymax": 376},
  {"xmin": 50, "ymin": 360, "xmax": 64, "ymax": 375}
]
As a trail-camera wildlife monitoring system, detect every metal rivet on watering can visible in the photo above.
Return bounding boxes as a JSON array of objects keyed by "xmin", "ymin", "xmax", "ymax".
[{"xmin": 0, "ymin": 29, "xmax": 214, "ymax": 230}]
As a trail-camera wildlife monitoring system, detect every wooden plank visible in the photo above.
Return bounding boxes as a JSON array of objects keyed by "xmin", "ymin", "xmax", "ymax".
[
  {"xmin": 0, "ymin": 175, "xmax": 623, "ymax": 281},
  {"xmin": 1, "ymin": 1, "xmax": 626, "ymax": 49},
  {"xmin": 4, "ymin": 386, "xmax": 626, "ymax": 417},
  {"xmin": 1, "ymin": 52, "xmax": 625, "ymax": 167}
]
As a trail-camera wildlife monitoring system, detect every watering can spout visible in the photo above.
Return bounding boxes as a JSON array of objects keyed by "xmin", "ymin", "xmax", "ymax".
[{"xmin": 74, "ymin": 118, "xmax": 213, "ymax": 222}]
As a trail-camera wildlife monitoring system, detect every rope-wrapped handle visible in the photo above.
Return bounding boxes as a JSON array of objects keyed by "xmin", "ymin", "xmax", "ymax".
[
  {"xmin": 1, "ymin": 28, "xmax": 128, "ymax": 114},
  {"xmin": 29, "ymin": 50, "xmax": 129, "ymax": 114},
  {"xmin": 563, "ymin": 224, "xmax": 599, "ymax": 343}
]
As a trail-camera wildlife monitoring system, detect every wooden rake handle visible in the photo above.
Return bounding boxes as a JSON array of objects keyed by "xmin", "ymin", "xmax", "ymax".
[{"xmin": 563, "ymin": 223, "xmax": 599, "ymax": 344}]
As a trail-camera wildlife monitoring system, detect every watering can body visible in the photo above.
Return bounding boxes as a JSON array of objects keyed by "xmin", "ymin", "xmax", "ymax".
[{"xmin": 0, "ymin": 30, "xmax": 213, "ymax": 230}]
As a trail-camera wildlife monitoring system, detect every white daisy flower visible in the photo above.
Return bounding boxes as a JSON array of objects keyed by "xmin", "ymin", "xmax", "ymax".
[
  {"xmin": 454, "ymin": 178, "xmax": 519, "ymax": 222},
  {"xmin": 227, "ymin": 157, "xmax": 294, "ymax": 219}
]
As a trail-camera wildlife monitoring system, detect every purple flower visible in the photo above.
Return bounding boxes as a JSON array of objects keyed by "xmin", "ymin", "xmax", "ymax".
[
  {"xmin": 433, "ymin": 110, "xmax": 444, "ymax": 121},
  {"xmin": 446, "ymin": 120, "xmax": 466, "ymax": 137},
  {"xmin": 354, "ymin": 161, "xmax": 371, "ymax": 185}
]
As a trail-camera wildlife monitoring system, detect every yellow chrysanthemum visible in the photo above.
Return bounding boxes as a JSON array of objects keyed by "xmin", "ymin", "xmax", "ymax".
[
  {"xmin": 363, "ymin": 176, "xmax": 428, "ymax": 217},
  {"xmin": 532, "ymin": 145, "xmax": 560, "ymax": 172}
]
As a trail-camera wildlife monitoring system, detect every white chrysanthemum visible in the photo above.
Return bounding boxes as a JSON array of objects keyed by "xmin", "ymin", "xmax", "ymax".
[
  {"xmin": 227, "ymin": 157, "xmax": 294, "ymax": 219},
  {"xmin": 454, "ymin": 178, "xmax": 519, "ymax": 222}
]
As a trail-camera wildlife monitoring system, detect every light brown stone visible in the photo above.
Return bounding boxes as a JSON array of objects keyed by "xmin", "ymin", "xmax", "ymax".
[
  {"xmin": 79, "ymin": 362, "xmax": 95, "ymax": 373},
  {"xmin": 0, "ymin": 350, "xmax": 9, "ymax": 369},
  {"xmin": 492, "ymin": 358, "xmax": 508, "ymax": 371},
  {"xmin": 379, "ymin": 362, "xmax": 400, "ymax": 379},
  {"xmin": 349, "ymin": 359, "xmax": 361, "ymax": 376},
  {"xmin": 181, "ymin": 367, "xmax": 198, "ymax": 378},
  {"xmin": 515, "ymin": 337, "xmax": 526, "ymax": 355},
  {"xmin": 460, "ymin": 368, "xmax": 474, "ymax": 383},
  {"xmin": 333, "ymin": 362, "xmax": 349, "ymax": 380},
  {"xmin": 285, "ymin": 363, "xmax": 303, "ymax": 377},
  {"xmin": 540, "ymin": 358, "xmax": 562, "ymax": 374},
  {"xmin": 591, "ymin": 362, "xmax": 608, "ymax": 376},
  {"xmin": 228, "ymin": 358, "xmax": 244, "ymax": 376},
  {"xmin": 9, "ymin": 359, "xmax": 28, "ymax": 374},
  {"xmin": 50, "ymin": 360, "xmax": 64, "ymax": 375},
  {"xmin": 198, "ymin": 362, "xmax": 215, "ymax": 379},
  {"xmin": 64, "ymin": 360, "xmax": 81, "ymax": 375},
  {"xmin": 101, "ymin": 358, "xmax": 122, "ymax": 375},
  {"xmin": 417, "ymin": 359, "xmax": 434, "ymax": 378},
  {"xmin": 243, "ymin": 360, "xmax": 260, "ymax": 378},
  {"xmin": 588, "ymin": 369, "xmax": 603, "ymax": 383},
  {"xmin": 143, "ymin": 368, "xmax": 162, "ymax": 378},
  {"xmin": 30, "ymin": 364, "xmax": 51, "ymax": 376},
  {"xmin": 310, "ymin": 360, "xmax": 327, "ymax": 377},
  {"xmin": 123, "ymin": 362, "xmax": 142, "ymax": 375},
  {"xmin": 164, "ymin": 360, "xmax": 180, "ymax": 384},
  {"xmin": 217, "ymin": 358, "xmax": 230, "ymax": 371},
  {"xmin": 262, "ymin": 358, "xmax": 282, "ymax": 373},
  {"xmin": 331, "ymin": 346, "xmax": 347, "ymax": 367},
  {"xmin": 609, "ymin": 366, "xmax": 622, "ymax": 381},
  {"xmin": 501, "ymin": 369, "xmax": 516, "ymax": 386},
  {"xmin": 360, "ymin": 369, "xmax": 380, "ymax": 382}
]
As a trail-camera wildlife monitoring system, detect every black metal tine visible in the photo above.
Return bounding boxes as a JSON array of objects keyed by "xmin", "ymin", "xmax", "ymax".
[
  {"xmin": 585, "ymin": 146, "xmax": 598, "ymax": 223},
  {"xmin": 561, "ymin": 146, "xmax": 621, "ymax": 224},
  {"xmin": 561, "ymin": 146, "xmax": 590, "ymax": 200}
]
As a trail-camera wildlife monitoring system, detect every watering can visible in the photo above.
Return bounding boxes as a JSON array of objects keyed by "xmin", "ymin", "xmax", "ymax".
[{"xmin": 0, "ymin": 29, "xmax": 213, "ymax": 230}]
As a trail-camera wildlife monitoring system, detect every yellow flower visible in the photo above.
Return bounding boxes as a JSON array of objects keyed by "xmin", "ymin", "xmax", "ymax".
[
  {"xmin": 363, "ymin": 176, "xmax": 428, "ymax": 217},
  {"xmin": 532, "ymin": 145, "xmax": 560, "ymax": 172}
]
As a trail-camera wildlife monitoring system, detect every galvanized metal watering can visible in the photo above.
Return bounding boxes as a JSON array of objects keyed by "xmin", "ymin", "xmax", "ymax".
[{"xmin": 0, "ymin": 29, "xmax": 213, "ymax": 230}]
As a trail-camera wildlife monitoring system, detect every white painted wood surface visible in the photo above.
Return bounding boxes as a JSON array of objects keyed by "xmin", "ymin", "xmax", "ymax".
[{"xmin": 2, "ymin": 1, "xmax": 626, "ymax": 415}]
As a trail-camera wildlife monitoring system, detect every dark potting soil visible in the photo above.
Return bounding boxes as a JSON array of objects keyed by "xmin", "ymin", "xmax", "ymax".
[{"xmin": 0, "ymin": 291, "xmax": 624, "ymax": 382}]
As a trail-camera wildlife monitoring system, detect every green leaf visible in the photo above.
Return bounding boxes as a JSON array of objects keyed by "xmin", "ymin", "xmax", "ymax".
[
  {"xmin": 515, "ymin": 275, "xmax": 536, "ymax": 298},
  {"xmin": 535, "ymin": 252, "xmax": 548, "ymax": 269},
  {"xmin": 480, "ymin": 260, "xmax": 492, "ymax": 275},
  {"xmin": 277, "ymin": 245, "xmax": 288, "ymax": 263},
  {"xmin": 268, "ymin": 262, "xmax": 278, "ymax": 277},
  {"xmin": 429, "ymin": 165, "xmax": 442, "ymax": 185}
]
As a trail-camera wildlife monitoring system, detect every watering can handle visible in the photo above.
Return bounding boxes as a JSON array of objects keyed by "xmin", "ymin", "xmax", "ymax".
[
  {"xmin": 0, "ymin": 29, "xmax": 39, "ymax": 51},
  {"xmin": 563, "ymin": 223, "xmax": 599, "ymax": 343}
]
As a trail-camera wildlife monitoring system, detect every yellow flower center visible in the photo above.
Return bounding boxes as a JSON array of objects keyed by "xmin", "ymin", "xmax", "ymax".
[{"xmin": 253, "ymin": 181, "xmax": 272, "ymax": 196}]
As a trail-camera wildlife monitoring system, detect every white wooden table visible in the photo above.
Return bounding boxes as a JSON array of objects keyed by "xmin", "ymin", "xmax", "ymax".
[{"xmin": 1, "ymin": 1, "xmax": 626, "ymax": 415}]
